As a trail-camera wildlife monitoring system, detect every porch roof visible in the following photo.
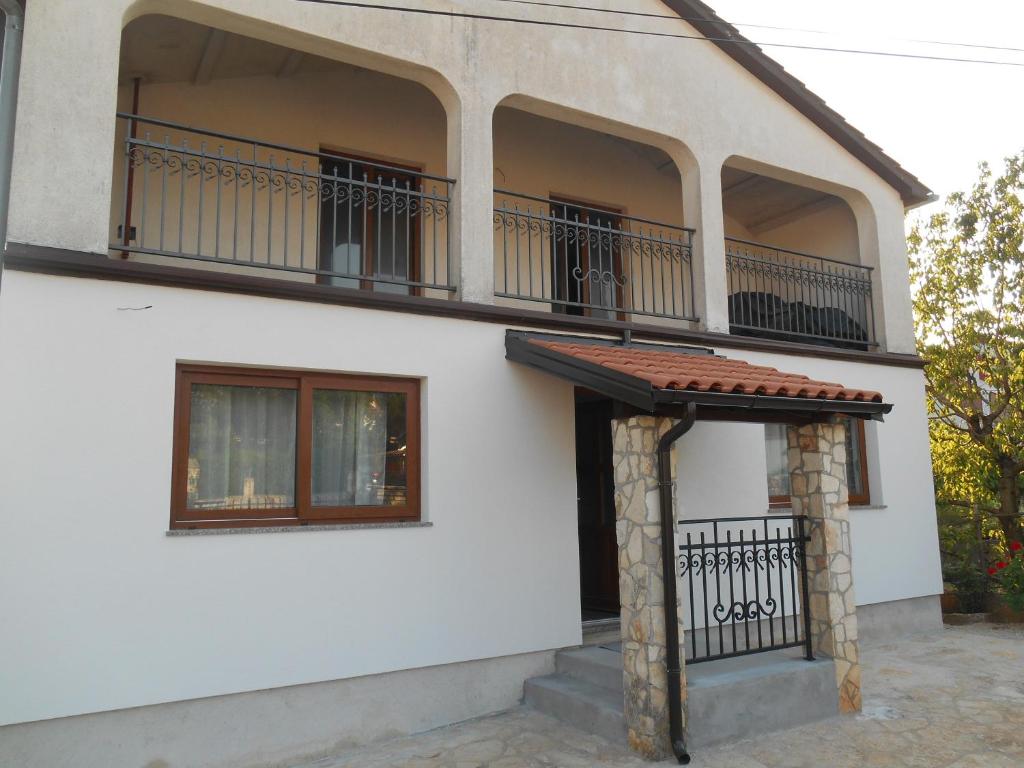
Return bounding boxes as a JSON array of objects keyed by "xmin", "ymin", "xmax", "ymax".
[{"xmin": 505, "ymin": 331, "xmax": 892, "ymax": 421}]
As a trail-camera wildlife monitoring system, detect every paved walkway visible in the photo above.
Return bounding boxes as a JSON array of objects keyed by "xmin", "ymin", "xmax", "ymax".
[{"xmin": 295, "ymin": 623, "xmax": 1024, "ymax": 768}]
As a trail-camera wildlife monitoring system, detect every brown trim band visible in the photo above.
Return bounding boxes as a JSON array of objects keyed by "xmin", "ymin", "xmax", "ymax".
[{"xmin": 3, "ymin": 242, "xmax": 926, "ymax": 369}]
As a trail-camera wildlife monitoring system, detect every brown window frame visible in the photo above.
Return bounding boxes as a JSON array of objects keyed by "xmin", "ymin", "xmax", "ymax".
[
  {"xmin": 171, "ymin": 364, "xmax": 421, "ymax": 530},
  {"xmin": 844, "ymin": 417, "xmax": 871, "ymax": 506},
  {"xmin": 764, "ymin": 422, "xmax": 793, "ymax": 509},
  {"xmin": 765, "ymin": 418, "xmax": 870, "ymax": 509}
]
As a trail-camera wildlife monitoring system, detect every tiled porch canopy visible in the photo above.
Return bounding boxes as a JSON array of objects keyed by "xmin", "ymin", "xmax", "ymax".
[{"xmin": 505, "ymin": 331, "xmax": 892, "ymax": 421}]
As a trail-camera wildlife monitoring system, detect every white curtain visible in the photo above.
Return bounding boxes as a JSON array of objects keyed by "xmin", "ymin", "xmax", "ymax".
[
  {"xmin": 311, "ymin": 390, "xmax": 391, "ymax": 506},
  {"xmin": 187, "ymin": 384, "xmax": 297, "ymax": 510}
]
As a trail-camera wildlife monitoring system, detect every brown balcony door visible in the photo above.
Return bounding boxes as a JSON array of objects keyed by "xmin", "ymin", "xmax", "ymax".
[
  {"xmin": 575, "ymin": 396, "xmax": 620, "ymax": 618},
  {"xmin": 318, "ymin": 152, "xmax": 421, "ymax": 295},
  {"xmin": 550, "ymin": 198, "xmax": 624, "ymax": 320}
]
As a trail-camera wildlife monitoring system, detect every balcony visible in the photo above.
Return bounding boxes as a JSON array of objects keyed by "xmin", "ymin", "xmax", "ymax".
[
  {"xmin": 493, "ymin": 190, "xmax": 697, "ymax": 322},
  {"xmin": 111, "ymin": 115, "xmax": 454, "ymax": 296},
  {"xmin": 725, "ymin": 238, "xmax": 875, "ymax": 348},
  {"xmin": 96, "ymin": 16, "xmax": 885, "ymax": 353},
  {"xmin": 721, "ymin": 163, "xmax": 875, "ymax": 349}
]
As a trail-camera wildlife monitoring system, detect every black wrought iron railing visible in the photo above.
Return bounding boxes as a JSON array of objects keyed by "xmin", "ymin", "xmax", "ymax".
[
  {"xmin": 110, "ymin": 114, "xmax": 455, "ymax": 295},
  {"xmin": 493, "ymin": 190, "xmax": 698, "ymax": 322},
  {"xmin": 725, "ymin": 238, "xmax": 875, "ymax": 348},
  {"xmin": 678, "ymin": 514, "xmax": 813, "ymax": 664}
]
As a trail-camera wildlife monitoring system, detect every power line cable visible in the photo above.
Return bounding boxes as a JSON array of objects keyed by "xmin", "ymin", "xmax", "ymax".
[
  {"xmin": 489, "ymin": 0, "xmax": 1024, "ymax": 54},
  {"xmin": 295, "ymin": 1, "xmax": 1024, "ymax": 67}
]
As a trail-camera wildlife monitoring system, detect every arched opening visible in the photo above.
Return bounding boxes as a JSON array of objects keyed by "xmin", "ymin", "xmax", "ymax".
[
  {"xmin": 109, "ymin": 15, "xmax": 453, "ymax": 298},
  {"xmin": 492, "ymin": 103, "xmax": 696, "ymax": 326},
  {"xmin": 721, "ymin": 160, "xmax": 874, "ymax": 349}
]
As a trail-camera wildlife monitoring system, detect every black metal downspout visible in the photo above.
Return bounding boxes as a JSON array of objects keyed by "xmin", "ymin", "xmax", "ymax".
[{"xmin": 657, "ymin": 401, "xmax": 696, "ymax": 765}]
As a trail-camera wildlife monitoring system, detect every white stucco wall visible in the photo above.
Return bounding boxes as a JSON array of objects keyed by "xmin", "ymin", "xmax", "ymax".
[
  {"xmin": 0, "ymin": 270, "xmax": 582, "ymax": 726},
  {"xmin": 0, "ymin": 270, "xmax": 942, "ymax": 726}
]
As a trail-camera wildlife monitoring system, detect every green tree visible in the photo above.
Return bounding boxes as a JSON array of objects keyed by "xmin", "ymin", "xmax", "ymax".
[{"xmin": 908, "ymin": 153, "xmax": 1024, "ymax": 546}]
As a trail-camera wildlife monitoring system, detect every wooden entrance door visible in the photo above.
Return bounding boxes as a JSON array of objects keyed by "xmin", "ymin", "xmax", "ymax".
[{"xmin": 575, "ymin": 396, "xmax": 620, "ymax": 617}]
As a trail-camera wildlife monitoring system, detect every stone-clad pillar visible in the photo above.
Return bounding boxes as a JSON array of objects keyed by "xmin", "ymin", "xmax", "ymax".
[
  {"xmin": 789, "ymin": 421, "xmax": 862, "ymax": 714},
  {"xmin": 611, "ymin": 416, "xmax": 685, "ymax": 760}
]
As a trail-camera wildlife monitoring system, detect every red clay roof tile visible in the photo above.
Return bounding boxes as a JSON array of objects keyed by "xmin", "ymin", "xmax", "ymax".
[{"xmin": 529, "ymin": 339, "xmax": 884, "ymax": 403}]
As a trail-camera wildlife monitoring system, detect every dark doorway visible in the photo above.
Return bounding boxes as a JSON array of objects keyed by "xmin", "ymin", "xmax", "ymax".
[
  {"xmin": 550, "ymin": 198, "xmax": 624, "ymax": 321},
  {"xmin": 575, "ymin": 392, "xmax": 620, "ymax": 620}
]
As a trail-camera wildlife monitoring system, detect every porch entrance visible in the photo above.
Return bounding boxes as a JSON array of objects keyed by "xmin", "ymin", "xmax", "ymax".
[{"xmin": 574, "ymin": 392, "xmax": 620, "ymax": 621}]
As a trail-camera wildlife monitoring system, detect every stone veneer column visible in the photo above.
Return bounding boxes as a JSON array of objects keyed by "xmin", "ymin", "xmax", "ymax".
[
  {"xmin": 611, "ymin": 416, "xmax": 685, "ymax": 760},
  {"xmin": 789, "ymin": 422, "xmax": 862, "ymax": 714}
]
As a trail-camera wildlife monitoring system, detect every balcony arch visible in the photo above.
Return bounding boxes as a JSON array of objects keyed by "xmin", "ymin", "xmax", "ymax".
[
  {"xmin": 491, "ymin": 93, "xmax": 701, "ymax": 326},
  {"xmin": 720, "ymin": 156, "xmax": 882, "ymax": 349},
  {"xmin": 109, "ymin": 8, "xmax": 460, "ymax": 298}
]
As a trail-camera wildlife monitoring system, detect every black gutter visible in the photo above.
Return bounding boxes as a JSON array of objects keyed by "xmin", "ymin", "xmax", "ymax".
[
  {"xmin": 658, "ymin": 401, "xmax": 697, "ymax": 764},
  {"xmin": 653, "ymin": 388, "xmax": 892, "ymax": 420}
]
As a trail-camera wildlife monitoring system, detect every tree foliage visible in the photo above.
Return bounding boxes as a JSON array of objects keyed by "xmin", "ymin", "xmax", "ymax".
[{"xmin": 908, "ymin": 153, "xmax": 1024, "ymax": 545}]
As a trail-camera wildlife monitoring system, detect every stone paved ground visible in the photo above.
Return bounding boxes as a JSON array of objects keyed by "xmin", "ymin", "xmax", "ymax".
[{"xmin": 294, "ymin": 623, "xmax": 1024, "ymax": 768}]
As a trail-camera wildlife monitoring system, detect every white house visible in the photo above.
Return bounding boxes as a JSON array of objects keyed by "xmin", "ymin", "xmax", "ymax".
[{"xmin": 0, "ymin": 1, "xmax": 943, "ymax": 766}]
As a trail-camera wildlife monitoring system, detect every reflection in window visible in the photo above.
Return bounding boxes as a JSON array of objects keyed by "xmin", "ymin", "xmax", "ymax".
[
  {"xmin": 763, "ymin": 419, "xmax": 871, "ymax": 507},
  {"xmin": 311, "ymin": 390, "xmax": 408, "ymax": 507},
  {"xmin": 764, "ymin": 423, "xmax": 791, "ymax": 505},
  {"xmin": 841, "ymin": 416, "xmax": 870, "ymax": 505}
]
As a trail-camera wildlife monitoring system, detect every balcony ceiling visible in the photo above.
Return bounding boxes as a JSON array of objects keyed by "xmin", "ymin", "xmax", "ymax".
[
  {"xmin": 722, "ymin": 166, "xmax": 845, "ymax": 236},
  {"xmin": 119, "ymin": 15, "xmax": 350, "ymax": 85}
]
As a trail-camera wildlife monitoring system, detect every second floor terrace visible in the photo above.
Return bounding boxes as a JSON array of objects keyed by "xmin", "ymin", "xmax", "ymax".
[{"xmin": 5, "ymin": 10, "xmax": 920, "ymax": 357}]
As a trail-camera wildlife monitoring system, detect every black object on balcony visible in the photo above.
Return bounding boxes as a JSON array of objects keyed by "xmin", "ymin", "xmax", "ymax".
[{"xmin": 726, "ymin": 238, "xmax": 875, "ymax": 348}]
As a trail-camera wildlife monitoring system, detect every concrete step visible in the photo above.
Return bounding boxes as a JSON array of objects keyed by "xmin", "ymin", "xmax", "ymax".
[
  {"xmin": 581, "ymin": 618, "xmax": 620, "ymax": 647},
  {"xmin": 686, "ymin": 650, "xmax": 839, "ymax": 749},
  {"xmin": 523, "ymin": 673, "xmax": 626, "ymax": 743},
  {"xmin": 555, "ymin": 646, "xmax": 624, "ymax": 693}
]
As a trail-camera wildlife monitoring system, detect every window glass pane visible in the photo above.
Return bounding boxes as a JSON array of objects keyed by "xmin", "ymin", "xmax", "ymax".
[
  {"xmin": 187, "ymin": 384, "xmax": 297, "ymax": 510},
  {"xmin": 312, "ymin": 390, "xmax": 408, "ymax": 507},
  {"xmin": 318, "ymin": 160, "xmax": 415, "ymax": 296},
  {"xmin": 844, "ymin": 418, "xmax": 865, "ymax": 497},
  {"xmin": 319, "ymin": 160, "xmax": 365, "ymax": 291},
  {"xmin": 764, "ymin": 423, "xmax": 791, "ymax": 499}
]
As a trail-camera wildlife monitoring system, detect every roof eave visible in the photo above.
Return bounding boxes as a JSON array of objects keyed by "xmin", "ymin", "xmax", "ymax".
[
  {"xmin": 506, "ymin": 331, "xmax": 893, "ymax": 421},
  {"xmin": 505, "ymin": 331, "xmax": 659, "ymax": 412}
]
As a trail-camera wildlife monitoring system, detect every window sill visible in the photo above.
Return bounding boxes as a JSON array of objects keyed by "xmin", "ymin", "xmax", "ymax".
[
  {"xmin": 850, "ymin": 504, "xmax": 888, "ymax": 511},
  {"xmin": 167, "ymin": 521, "xmax": 433, "ymax": 537}
]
